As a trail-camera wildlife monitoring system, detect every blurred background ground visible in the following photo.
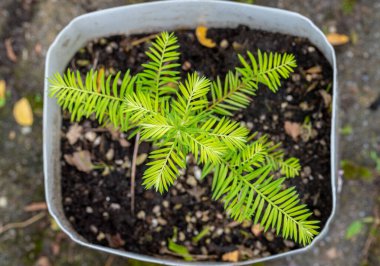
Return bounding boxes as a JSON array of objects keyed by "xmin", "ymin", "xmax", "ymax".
[{"xmin": 0, "ymin": 0, "xmax": 379, "ymax": 265}]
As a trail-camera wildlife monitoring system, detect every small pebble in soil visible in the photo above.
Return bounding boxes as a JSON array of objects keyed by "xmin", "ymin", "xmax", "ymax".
[
  {"xmin": 194, "ymin": 166, "xmax": 202, "ymax": 180},
  {"xmin": 110, "ymin": 203, "xmax": 121, "ymax": 210},
  {"xmin": 86, "ymin": 206, "xmax": 94, "ymax": 214},
  {"xmin": 314, "ymin": 209, "xmax": 322, "ymax": 217},
  {"xmin": 179, "ymin": 232, "xmax": 186, "ymax": 241},
  {"xmin": 137, "ymin": 211, "xmax": 146, "ymax": 220},
  {"xmin": 97, "ymin": 232, "xmax": 106, "ymax": 241},
  {"xmin": 220, "ymin": 39, "xmax": 229, "ymax": 49},
  {"xmin": 162, "ymin": 200, "xmax": 169, "ymax": 208},
  {"xmin": 246, "ymin": 122, "xmax": 253, "ymax": 129},
  {"xmin": 284, "ymin": 240, "xmax": 295, "ymax": 248},
  {"xmin": 93, "ymin": 136, "xmax": 101, "ymax": 146},
  {"xmin": 106, "ymin": 149, "xmax": 114, "ymax": 161},
  {"xmin": 90, "ymin": 225, "xmax": 98, "ymax": 234},
  {"xmin": 182, "ymin": 61, "xmax": 192, "ymax": 71},
  {"xmin": 174, "ymin": 203, "xmax": 182, "ymax": 210},
  {"xmin": 265, "ymin": 231, "xmax": 275, "ymax": 241},
  {"xmin": 102, "ymin": 212, "xmax": 109, "ymax": 220},
  {"xmin": 186, "ymin": 176, "xmax": 197, "ymax": 187},
  {"xmin": 85, "ymin": 131, "xmax": 97, "ymax": 142},
  {"xmin": 64, "ymin": 197, "xmax": 72, "ymax": 204},
  {"xmin": 152, "ymin": 205, "xmax": 161, "ymax": 215}
]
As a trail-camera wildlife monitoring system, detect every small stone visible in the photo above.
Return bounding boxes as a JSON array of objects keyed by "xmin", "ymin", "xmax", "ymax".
[
  {"xmin": 179, "ymin": 232, "xmax": 186, "ymax": 241},
  {"xmin": 86, "ymin": 206, "xmax": 93, "ymax": 214},
  {"xmin": 136, "ymin": 153, "xmax": 148, "ymax": 165},
  {"xmin": 0, "ymin": 197, "xmax": 7, "ymax": 208},
  {"xmin": 102, "ymin": 212, "xmax": 109, "ymax": 220},
  {"xmin": 265, "ymin": 231, "xmax": 274, "ymax": 241},
  {"xmin": 85, "ymin": 131, "xmax": 97, "ymax": 142},
  {"xmin": 286, "ymin": 95, "xmax": 294, "ymax": 102},
  {"xmin": 115, "ymin": 159, "xmax": 123, "ymax": 165},
  {"xmin": 194, "ymin": 166, "xmax": 202, "ymax": 180},
  {"xmin": 21, "ymin": 127, "xmax": 31, "ymax": 135},
  {"xmin": 284, "ymin": 240, "xmax": 295, "ymax": 248},
  {"xmin": 232, "ymin": 41, "xmax": 243, "ymax": 51},
  {"xmin": 272, "ymin": 114, "xmax": 279, "ymax": 121},
  {"xmin": 308, "ymin": 46, "xmax": 316, "ymax": 53},
  {"xmin": 152, "ymin": 205, "xmax": 161, "ymax": 214},
  {"xmin": 137, "ymin": 211, "xmax": 146, "ymax": 220},
  {"xmin": 216, "ymin": 228, "xmax": 224, "ymax": 236},
  {"xmin": 182, "ymin": 61, "xmax": 192, "ymax": 71},
  {"xmin": 90, "ymin": 225, "xmax": 98, "ymax": 234},
  {"xmin": 186, "ymin": 176, "xmax": 197, "ymax": 187},
  {"xmin": 251, "ymin": 224, "xmax": 263, "ymax": 237},
  {"xmin": 304, "ymin": 166, "xmax": 312, "ymax": 176},
  {"xmin": 97, "ymin": 232, "xmax": 106, "ymax": 241},
  {"xmin": 220, "ymin": 39, "xmax": 229, "ymax": 49},
  {"xmin": 162, "ymin": 200, "xmax": 169, "ymax": 208},
  {"xmin": 157, "ymin": 217, "xmax": 167, "ymax": 225},
  {"xmin": 93, "ymin": 136, "xmax": 101, "ymax": 146},
  {"xmin": 151, "ymin": 218, "xmax": 158, "ymax": 227},
  {"xmin": 105, "ymin": 149, "xmax": 114, "ymax": 161},
  {"xmin": 195, "ymin": 211, "xmax": 202, "ymax": 219},
  {"xmin": 314, "ymin": 209, "xmax": 321, "ymax": 217},
  {"xmin": 110, "ymin": 203, "xmax": 121, "ymax": 210},
  {"xmin": 64, "ymin": 197, "xmax": 72, "ymax": 205},
  {"xmin": 246, "ymin": 122, "xmax": 254, "ymax": 129},
  {"xmin": 105, "ymin": 45, "xmax": 113, "ymax": 53},
  {"xmin": 174, "ymin": 204, "xmax": 182, "ymax": 210},
  {"xmin": 8, "ymin": 130, "xmax": 16, "ymax": 140}
]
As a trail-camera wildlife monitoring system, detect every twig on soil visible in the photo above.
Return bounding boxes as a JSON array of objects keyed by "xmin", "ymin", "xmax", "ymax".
[
  {"xmin": 128, "ymin": 34, "xmax": 158, "ymax": 50},
  {"xmin": 0, "ymin": 212, "xmax": 46, "ymax": 235},
  {"xmin": 5, "ymin": 38, "xmax": 17, "ymax": 62},
  {"xmin": 104, "ymin": 255, "xmax": 115, "ymax": 266},
  {"xmin": 130, "ymin": 132, "xmax": 141, "ymax": 214}
]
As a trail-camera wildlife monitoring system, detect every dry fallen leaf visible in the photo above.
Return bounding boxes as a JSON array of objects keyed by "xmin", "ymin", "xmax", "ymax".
[
  {"xmin": 5, "ymin": 38, "xmax": 17, "ymax": 62},
  {"xmin": 222, "ymin": 250, "xmax": 239, "ymax": 262},
  {"xmin": 64, "ymin": 150, "xmax": 93, "ymax": 173},
  {"xmin": 284, "ymin": 121, "xmax": 301, "ymax": 141},
  {"xmin": 13, "ymin": 97, "xmax": 33, "ymax": 126},
  {"xmin": 319, "ymin": 90, "xmax": 332, "ymax": 107},
  {"xmin": 326, "ymin": 33, "xmax": 349, "ymax": 46},
  {"xmin": 66, "ymin": 123, "xmax": 83, "ymax": 145},
  {"xmin": 24, "ymin": 202, "xmax": 47, "ymax": 212},
  {"xmin": 196, "ymin": 26, "xmax": 216, "ymax": 48},
  {"xmin": 97, "ymin": 67, "xmax": 105, "ymax": 92},
  {"xmin": 251, "ymin": 223, "xmax": 263, "ymax": 237},
  {"xmin": 0, "ymin": 80, "xmax": 6, "ymax": 108}
]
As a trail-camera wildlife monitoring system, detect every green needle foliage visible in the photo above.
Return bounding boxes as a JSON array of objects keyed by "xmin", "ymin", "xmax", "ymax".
[{"xmin": 49, "ymin": 31, "xmax": 320, "ymax": 245}]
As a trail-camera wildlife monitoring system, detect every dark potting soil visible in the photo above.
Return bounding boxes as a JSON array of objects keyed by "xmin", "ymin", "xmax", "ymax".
[{"xmin": 60, "ymin": 26, "xmax": 333, "ymax": 262}]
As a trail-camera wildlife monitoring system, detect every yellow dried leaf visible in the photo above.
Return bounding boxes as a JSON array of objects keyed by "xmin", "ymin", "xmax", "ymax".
[
  {"xmin": 326, "ymin": 33, "xmax": 349, "ymax": 46},
  {"xmin": 196, "ymin": 26, "xmax": 216, "ymax": 48},
  {"xmin": 13, "ymin": 97, "xmax": 33, "ymax": 126},
  {"xmin": 97, "ymin": 67, "xmax": 105, "ymax": 92},
  {"xmin": 0, "ymin": 80, "xmax": 5, "ymax": 107},
  {"xmin": 222, "ymin": 250, "xmax": 239, "ymax": 262}
]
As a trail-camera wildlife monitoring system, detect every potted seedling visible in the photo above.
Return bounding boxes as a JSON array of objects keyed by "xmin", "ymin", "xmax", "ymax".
[{"xmin": 44, "ymin": 1, "xmax": 337, "ymax": 265}]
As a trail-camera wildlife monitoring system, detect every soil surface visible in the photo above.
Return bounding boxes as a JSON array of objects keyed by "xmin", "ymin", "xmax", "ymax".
[{"xmin": 60, "ymin": 26, "xmax": 333, "ymax": 262}]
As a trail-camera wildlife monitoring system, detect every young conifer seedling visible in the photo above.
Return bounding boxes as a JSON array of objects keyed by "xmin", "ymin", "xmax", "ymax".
[{"xmin": 49, "ymin": 32, "xmax": 320, "ymax": 246}]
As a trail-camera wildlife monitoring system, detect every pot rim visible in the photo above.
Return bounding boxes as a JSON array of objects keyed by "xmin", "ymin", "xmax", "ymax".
[{"xmin": 43, "ymin": 1, "xmax": 338, "ymax": 265}]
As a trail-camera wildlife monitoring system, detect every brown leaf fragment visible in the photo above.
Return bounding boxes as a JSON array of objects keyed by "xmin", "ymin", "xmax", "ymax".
[
  {"xmin": 64, "ymin": 151, "xmax": 93, "ymax": 173},
  {"xmin": 24, "ymin": 202, "xmax": 47, "ymax": 212},
  {"xmin": 284, "ymin": 121, "xmax": 301, "ymax": 141},
  {"xmin": 66, "ymin": 123, "xmax": 82, "ymax": 145},
  {"xmin": 222, "ymin": 250, "xmax": 239, "ymax": 262},
  {"xmin": 326, "ymin": 33, "xmax": 349, "ymax": 46},
  {"xmin": 5, "ymin": 38, "xmax": 17, "ymax": 62},
  {"xmin": 305, "ymin": 65, "xmax": 322, "ymax": 74},
  {"xmin": 319, "ymin": 90, "xmax": 332, "ymax": 107},
  {"xmin": 196, "ymin": 26, "xmax": 216, "ymax": 48},
  {"xmin": 0, "ymin": 80, "xmax": 6, "ymax": 108}
]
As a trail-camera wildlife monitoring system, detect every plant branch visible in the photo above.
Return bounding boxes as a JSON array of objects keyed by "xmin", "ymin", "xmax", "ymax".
[{"xmin": 0, "ymin": 212, "xmax": 46, "ymax": 235}]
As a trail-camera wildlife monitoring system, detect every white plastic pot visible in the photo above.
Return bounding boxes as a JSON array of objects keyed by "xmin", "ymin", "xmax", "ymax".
[{"xmin": 43, "ymin": 1, "xmax": 338, "ymax": 265}]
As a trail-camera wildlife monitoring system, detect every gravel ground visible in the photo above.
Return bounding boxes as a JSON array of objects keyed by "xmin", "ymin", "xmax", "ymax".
[{"xmin": 0, "ymin": 0, "xmax": 379, "ymax": 266}]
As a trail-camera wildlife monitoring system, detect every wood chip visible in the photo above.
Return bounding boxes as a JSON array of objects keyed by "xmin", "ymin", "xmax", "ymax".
[
  {"xmin": 222, "ymin": 250, "xmax": 239, "ymax": 262},
  {"xmin": 13, "ymin": 98, "xmax": 33, "ymax": 126},
  {"xmin": 326, "ymin": 33, "xmax": 349, "ymax": 46},
  {"xmin": 24, "ymin": 202, "xmax": 47, "ymax": 212},
  {"xmin": 284, "ymin": 121, "xmax": 301, "ymax": 141},
  {"xmin": 64, "ymin": 151, "xmax": 93, "ymax": 173},
  {"xmin": 195, "ymin": 26, "xmax": 216, "ymax": 48},
  {"xmin": 66, "ymin": 123, "xmax": 82, "ymax": 145},
  {"xmin": 5, "ymin": 38, "xmax": 17, "ymax": 62}
]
